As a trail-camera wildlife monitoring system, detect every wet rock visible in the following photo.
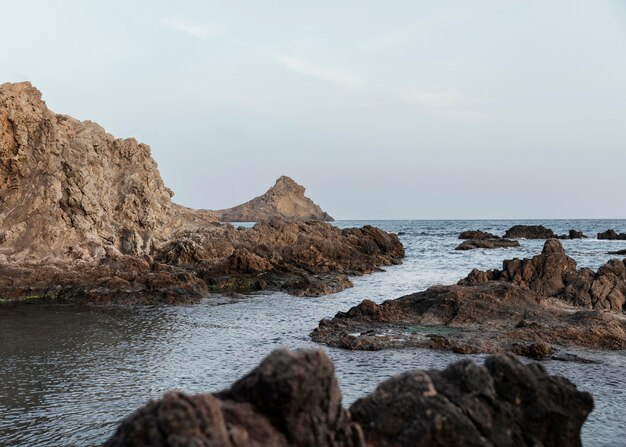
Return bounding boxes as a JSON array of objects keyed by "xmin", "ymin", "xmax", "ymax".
[
  {"xmin": 504, "ymin": 225, "xmax": 556, "ymax": 239},
  {"xmin": 212, "ymin": 176, "xmax": 334, "ymax": 222},
  {"xmin": 598, "ymin": 229, "xmax": 626, "ymax": 240},
  {"xmin": 458, "ymin": 230, "xmax": 499, "ymax": 240},
  {"xmin": 455, "ymin": 238, "xmax": 520, "ymax": 250},
  {"xmin": 104, "ymin": 348, "xmax": 593, "ymax": 447},
  {"xmin": 312, "ymin": 240, "xmax": 626, "ymax": 358}
]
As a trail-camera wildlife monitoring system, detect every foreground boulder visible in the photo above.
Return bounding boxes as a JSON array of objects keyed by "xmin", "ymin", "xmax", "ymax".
[
  {"xmin": 211, "ymin": 176, "xmax": 334, "ymax": 222},
  {"xmin": 312, "ymin": 240, "xmax": 626, "ymax": 358},
  {"xmin": 455, "ymin": 238, "xmax": 520, "ymax": 250},
  {"xmin": 0, "ymin": 82, "xmax": 403, "ymax": 302},
  {"xmin": 104, "ymin": 348, "xmax": 593, "ymax": 447}
]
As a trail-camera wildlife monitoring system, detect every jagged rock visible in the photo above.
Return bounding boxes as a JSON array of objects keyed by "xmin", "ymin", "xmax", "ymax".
[
  {"xmin": 0, "ymin": 81, "xmax": 183, "ymax": 259},
  {"xmin": 312, "ymin": 240, "xmax": 626, "ymax": 358},
  {"xmin": 0, "ymin": 82, "xmax": 404, "ymax": 302},
  {"xmin": 458, "ymin": 230, "xmax": 499, "ymax": 240},
  {"xmin": 212, "ymin": 176, "xmax": 334, "ymax": 222},
  {"xmin": 598, "ymin": 229, "xmax": 626, "ymax": 240},
  {"xmin": 504, "ymin": 225, "xmax": 556, "ymax": 239},
  {"xmin": 104, "ymin": 348, "xmax": 593, "ymax": 447},
  {"xmin": 455, "ymin": 238, "xmax": 519, "ymax": 250},
  {"xmin": 104, "ymin": 349, "xmax": 364, "ymax": 447}
]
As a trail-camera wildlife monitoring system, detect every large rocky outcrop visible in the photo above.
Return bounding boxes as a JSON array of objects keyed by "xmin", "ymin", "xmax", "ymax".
[
  {"xmin": 0, "ymin": 82, "xmax": 403, "ymax": 302},
  {"xmin": 104, "ymin": 348, "xmax": 593, "ymax": 447},
  {"xmin": 0, "ymin": 81, "xmax": 185, "ymax": 260},
  {"xmin": 212, "ymin": 176, "xmax": 334, "ymax": 222},
  {"xmin": 598, "ymin": 229, "xmax": 626, "ymax": 240},
  {"xmin": 312, "ymin": 240, "xmax": 626, "ymax": 358}
]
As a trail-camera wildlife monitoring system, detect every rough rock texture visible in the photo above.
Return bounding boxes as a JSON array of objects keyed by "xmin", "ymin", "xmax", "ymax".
[
  {"xmin": 458, "ymin": 230, "xmax": 499, "ymax": 240},
  {"xmin": 504, "ymin": 225, "xmax": 556, "ymax": 239},
  {"xmin": 560, "ymin": 229, "xmax": 587, "ymax": 239},
  {"xmin": 312, "ymin": 240, "xmax": 626, "ymax": 358},
  {"xmin": 212, "ymin": 176, "xmax": 334, "ymax": 222},
  {"xmin": 104, "ymin": 348, "xmax": 593, "ymax": 447},
  {"xmin": 351, "ymin": 353, "xmax": 593, "ymax": 447},
  {"xmin": 598, "ymin": 229, "xmax": 626, "ymax": 240},
  {"xmin": 0, "ymin": 81, "xmax": 183, "ymax": 260},
  {"xmin": 0, "ymin": 82, "xmax": 404, "ymax": 302},
  {"xmin": 455, "ymin": 238, "xmax": 520, "ymax": 250}
]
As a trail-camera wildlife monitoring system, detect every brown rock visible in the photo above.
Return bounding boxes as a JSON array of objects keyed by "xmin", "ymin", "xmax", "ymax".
[
  {"xmin": 212, "ymin": 176, "xmax": 334, "ymax": 222},
  {"xmin": 312, "ymin": 240, "xmax": 626, "ymax": 358},
  {"xmin": 458, "ymin": 230, "xmax": 499, "ymax": 240},
  {"xmin": 504, "ymin": 225, "xmax": 556, "ymax": 239},
  {"xmin": 598, "ymin": 229, "xmax": 626, "ymax": 240}
]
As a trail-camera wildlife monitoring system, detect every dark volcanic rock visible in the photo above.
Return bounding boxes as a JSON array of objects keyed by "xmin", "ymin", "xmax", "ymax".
[
  {"xmin": 458, "ymin": 230, "xmax": 499, "ymax": 240},
  {"xmin": 312, "ymin": 240, "xmax": 626, "ymax": 358},
  {"xmin": 558, "ymin": 229, "xmax": 588, "ymax": 240},
  {"xmin": 504, "ymin": 225, "xmax": 556, "ymax": 239},
  {"xmin": 351, "ymin": 354, "xmax": 593, "ymax": 447},
  {"xmin": 104, "ymin": 348, "xmax": 593, "ymax": 447},
  {"xmin": 608, "ymin": 249, "xmax": 626, "ymax": 255},
  {"xmin": 598, "ymin": 229, "xmax": 626, "ymax": 240},
  {"xmin": 455, "ymin": 238, "xmax": 520, "ymax": 250}
]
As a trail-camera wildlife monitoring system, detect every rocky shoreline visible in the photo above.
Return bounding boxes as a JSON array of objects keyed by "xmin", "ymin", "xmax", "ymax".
[
  {"xmin": 104, "ymin": 348, "xmax": 593, "ymax": 447},
  {"xmin": 312, "ymin": 239, "xmax": 626, "ymax": 360},
  {"xmin": 0, "ymin": 82, "xmax": 403, "ymax": 304}
]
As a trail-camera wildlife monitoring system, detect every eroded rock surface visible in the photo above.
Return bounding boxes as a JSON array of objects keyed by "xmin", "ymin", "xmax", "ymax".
[
  {"xmin": 212, "ymin": 176, "xmax": 334, "ymax": 222},
  {"xmin": 598, "ymin": 229, "xmax": 626, "ymax": 240},
  {"xmin": 504, "ymin": 225, "xmax": 556, "ymax": 239},
  {"xmin": 458, "ymin": 230, "xmax": 499, "ymax": 240},
  {"xmin": 104, "ymin": 348, "xmax": 593, "ymax": 447},
  {"xmin": 312, "ymin": 240, "xmax": 626, "ymax": 358},
  {"xmin": 0, "ymin": 82, "xmax": 403, "ymax": 302}
]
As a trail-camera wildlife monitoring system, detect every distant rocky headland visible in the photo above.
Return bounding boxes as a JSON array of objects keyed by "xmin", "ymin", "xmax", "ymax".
[
  {"xmin": 104, "ymin": 348, "xmax": 592, "ymax": 447},
  {"xmin": 210, "ymin": 175, "xmax": 334, "ymax": 222},
  {"xmin": 0, "ymin": 82, "xmax": 403, "ymax": 303},
  {"xmin": 313, "ymin": 239, "xmax": 626, "ymax": 361}
]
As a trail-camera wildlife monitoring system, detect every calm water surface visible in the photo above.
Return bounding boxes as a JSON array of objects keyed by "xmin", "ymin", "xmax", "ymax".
[{"xmin": 1, "ymin": 220, "xmax": 626, "ymax": 446}]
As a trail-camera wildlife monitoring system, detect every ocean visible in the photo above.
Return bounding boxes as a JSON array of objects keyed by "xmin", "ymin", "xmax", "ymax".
[{"xmin": 1, "ymin": 219, "xmax": 625, "ymax": 446}]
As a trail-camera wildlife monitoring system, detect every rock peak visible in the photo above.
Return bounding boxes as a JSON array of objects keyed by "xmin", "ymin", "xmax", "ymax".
[{"xmin": 213, "ymin": 176, "xmax": 334, "ymax": 222}]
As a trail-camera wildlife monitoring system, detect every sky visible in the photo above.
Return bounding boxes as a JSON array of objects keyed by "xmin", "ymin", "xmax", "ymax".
[{"xmin": 1, "ymin": 0, "xmax": 625, "ymax": 219}]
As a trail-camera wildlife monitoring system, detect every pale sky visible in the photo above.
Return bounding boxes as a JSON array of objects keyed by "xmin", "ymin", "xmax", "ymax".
[{"xmin": 1, "ymin": 0, "xmax": 625, "ymax": 219}]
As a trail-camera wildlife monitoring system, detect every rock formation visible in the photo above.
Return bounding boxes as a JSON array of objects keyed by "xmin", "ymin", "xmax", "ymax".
[
  {"xmin": 458, "ymin": 230, "xmax": 499, "ymax": 240},
  {"xmin": 608, "ymin": 249, "xmax": 626, "ymax": 255},
  {"xmin": 312, "ymin": 240, "xmax": 626, "ymax": 359},
  {"xmin": 504, "ymin": 225, "xmax": 556, "ymax": 239},
  {"xmin": 455, "ymin": 238, "xmax": 520, "ymax": 250},
  {"xmin": 598, "ymin": 229, "xmax": 626, "ymax": 240},
  {"xmin": 0, "ymin": 82, "xmax": 403, "ymax": 302},
  {"xmin": 211, "ymin": 176, "xmax": 334, "ymax": 222},
  {"xmin": 104, "ymin": 348, "xmax": 593, "ymax": 447}
]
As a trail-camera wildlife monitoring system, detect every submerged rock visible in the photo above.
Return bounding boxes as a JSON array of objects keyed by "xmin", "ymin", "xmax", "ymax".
[
  {"xmin": 312, "ymin": 240, "xmax": 626, "ymax": 358},
  {"xmin": 0, "ymin": 82, "xmax": 403, "ymax": 302},
  {"xmin": 104, "ymin": 348, "xmax": 593, "ymax": 447},
  {"xmin": 608, "ymin": 249, "xmax": 626, "ymax": 255},
  {"xmin": 455, "ymin": 238, "xmax": 520, "ymax": 250},
  {"xmin": 212, "ymin": 176, "xmax": 334, "ymax": 222}
]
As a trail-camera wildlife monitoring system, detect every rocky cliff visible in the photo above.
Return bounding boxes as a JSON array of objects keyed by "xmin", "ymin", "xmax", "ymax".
[
  {"xmin": 104, "ymin": 348, "xmax": 593, "ymax": 447},
  {"xmin": 0, "ymin": 81, "xmax": 193, "ymax": 261},
  {"xmin": 0, "ymin": 82, "xmax": 402, "ymax": 302},
  {"xmin": 212, "ymin": 176, "xmax": 334, "ymax": 222}
]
